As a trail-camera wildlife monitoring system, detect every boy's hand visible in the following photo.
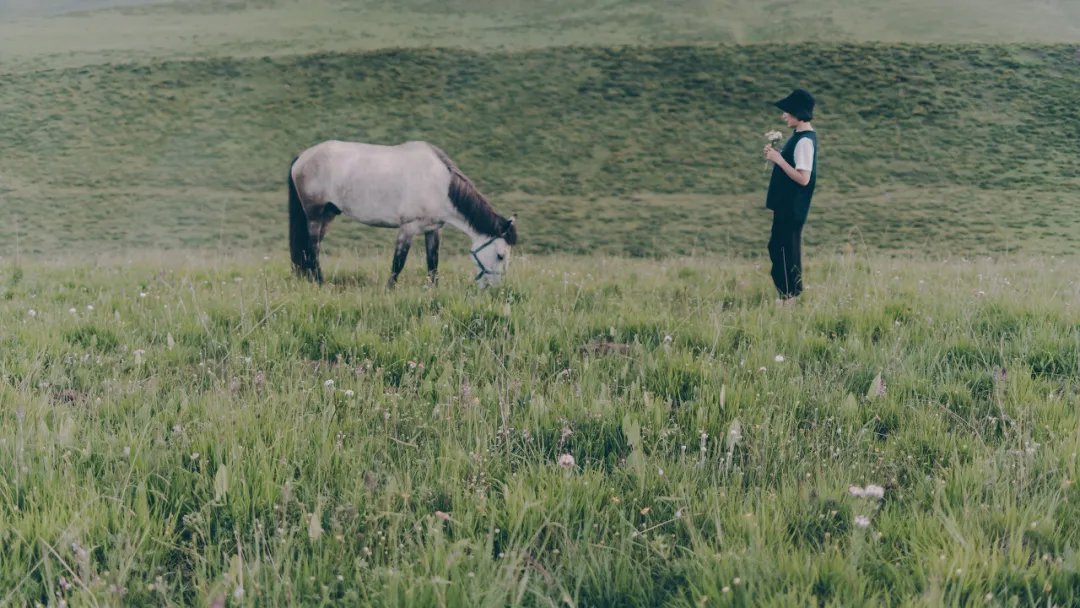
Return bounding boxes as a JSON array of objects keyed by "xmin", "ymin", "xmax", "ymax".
[{"xmin": 764, "ymin": 147, "xmax": 784, "ymax": 165}]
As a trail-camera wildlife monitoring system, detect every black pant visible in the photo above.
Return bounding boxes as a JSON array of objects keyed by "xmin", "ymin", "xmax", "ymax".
[{"xmin": 768, "ymin": 214, "xmax": 804, "ymax": 299}]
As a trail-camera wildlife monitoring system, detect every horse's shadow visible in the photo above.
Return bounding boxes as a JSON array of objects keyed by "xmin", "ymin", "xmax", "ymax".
[{"xmin": 325, "ymin": 272, "xmax": 373, "ymax": 289}]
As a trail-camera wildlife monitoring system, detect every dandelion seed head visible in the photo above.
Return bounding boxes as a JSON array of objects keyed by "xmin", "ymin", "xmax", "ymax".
[{"xmin": 558, "ymin": 454, "xmax": 575, "ymax": 469}]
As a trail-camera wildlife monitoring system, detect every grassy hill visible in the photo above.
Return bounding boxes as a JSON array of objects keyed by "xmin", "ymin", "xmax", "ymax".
[
  {"xmin": 1, "ymin": 44, "xmax": 1079, "ymax": 259},
  {"xmin": 2, "ymin": 0, "xmax": 1080, "ymax": 70}
]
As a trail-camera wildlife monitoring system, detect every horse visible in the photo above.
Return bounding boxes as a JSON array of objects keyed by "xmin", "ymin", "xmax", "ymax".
[{"xmin": 287, "ymin": 140, "xmax": 518, "ymax": 289}]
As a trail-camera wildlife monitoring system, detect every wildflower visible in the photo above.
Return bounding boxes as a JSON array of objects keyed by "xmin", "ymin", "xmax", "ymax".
[
  {"xmin": 985, "ymin": 593, "xmax": 993, "ymax": 602},
  {"xmin": 664, "ymin": 335, "xmax": 673, "ymax": 344},
  {"xmin": 233, "ymin": 586, "xmax": 244, "ymax": 599},
  {"xmin": 759, "ymin": 366, "xmax": 767, "ymax": 373},
  {"xmin": 733, "ymin": 577, "xmax": 742, "ymax": 585},
  {"xmin": 123, "ymin": 446, "xmax": 131, "ymax": 458},
  {"xmin": 27, "ymin": 309, "xmax": 36, "ymax": 318},
  {"xmin": 435, "ymin": 511, "xmax": 451, "ymax": 521},
  {"xmin": 722, "ymin": 587, "xmax": 730, "ymax": 593},
  {"xmin": 864, "ymin": 485, "xmax": 885, "ymax": 499},
  {"xmin": 140, "ymin": 293, "xmax": 147, "ymax": 298},
  {"xmin": 343, "ymin": 390, "xmax": 355, "ymax": 398},
  {"xmin": 407, "ymin": 361, "xmax": 417, "ymax": 370},
  {"xmin": 69, "ymin": 308, "xmax": 77, "ymax": 314},
  {"xmin": 87, "ymin": 305, "xmax": 94, "ymax": 311},
  {"xmin": 849, "ymin": 485, "xmax": 866, "ymax": 498},
  {"xmin": 774, "ymin": 355, "xmax": 786, "ymax": 363},
  {"xmin": 854, "ymin": 515, "xmax": 871, "ymax": 528},
  {"xmin": 324, "ymin": 379, "xmax": 335, "ymax": 388},
  {"xmin": 190, "ymin": 452, "xmax": 200, "ymax": 460},
  {"xmin": 558, "ymin": 454, "xmax": 575, "ymax": 469}
]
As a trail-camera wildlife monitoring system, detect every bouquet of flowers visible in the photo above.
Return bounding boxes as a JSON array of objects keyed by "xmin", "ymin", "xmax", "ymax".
[{"xmin": 764, "ymin": 130, "xmax": 784, "ymax": 174}]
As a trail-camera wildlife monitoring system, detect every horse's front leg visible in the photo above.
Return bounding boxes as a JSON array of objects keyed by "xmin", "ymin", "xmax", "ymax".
[
  {"xmin": 387, "ymin": 228, "xmax": 415, "ymax": 290},
  {"xmin": 424, "ymin": 229, "xmax": 441, "ymax": 285}
]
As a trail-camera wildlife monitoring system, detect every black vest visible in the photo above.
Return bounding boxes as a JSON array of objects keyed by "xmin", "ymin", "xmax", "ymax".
[{"xmin": 765, "ymin": 130, "xmax": 817, "ymax": 223}]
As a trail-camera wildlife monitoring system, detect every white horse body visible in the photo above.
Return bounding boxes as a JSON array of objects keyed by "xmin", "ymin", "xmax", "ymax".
[
  {"xmin": 288, "ymin": 139, "xmax": 517, "ymax": 288},
  {"xmin": 294, "ymin": 140, "xmax": 451, "ymax": 231}
]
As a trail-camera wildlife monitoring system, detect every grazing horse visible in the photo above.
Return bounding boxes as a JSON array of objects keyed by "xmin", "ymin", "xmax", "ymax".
[{"xmin": 288, "ymin": 140, "xmax": 518, "ymax": 288}]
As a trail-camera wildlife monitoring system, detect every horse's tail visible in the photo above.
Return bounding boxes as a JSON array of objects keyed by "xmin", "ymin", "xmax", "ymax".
[{"xmin": 288, "ymin": 157, "xmax": 321, "ymax": 282}]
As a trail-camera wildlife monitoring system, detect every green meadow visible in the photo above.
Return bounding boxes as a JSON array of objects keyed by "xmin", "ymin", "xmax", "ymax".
[{"xmin": 1, "ymin": 0, "xmax": 1080, "ymax": 606}]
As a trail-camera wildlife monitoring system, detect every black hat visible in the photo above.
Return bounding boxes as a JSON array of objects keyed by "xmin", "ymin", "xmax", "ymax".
[{"xmin": 775, "ymin": 89, "xmax": 815, "ymax": 122}]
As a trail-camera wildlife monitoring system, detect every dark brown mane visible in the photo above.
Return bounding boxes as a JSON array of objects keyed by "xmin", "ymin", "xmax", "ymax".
[{"xmin": 429, "ymin": 144, "xmax": 517, "ymax": 245}]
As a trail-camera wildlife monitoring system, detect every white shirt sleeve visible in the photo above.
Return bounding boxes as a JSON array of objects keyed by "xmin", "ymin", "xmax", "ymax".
[{"xmin": 793, "ymin": 138, "xmax": 815, "ymax": 172}]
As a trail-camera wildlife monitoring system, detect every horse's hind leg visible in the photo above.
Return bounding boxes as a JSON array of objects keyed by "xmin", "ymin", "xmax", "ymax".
[
  {"xmin": 424, "ymin": 229, "xmax": 441, "ymax": 285},
  {"xmin": 387, "ymin": 228, "xmax": 415, "ymax": 290},
  {"xmin": 307, "ymin": 205, "xmax": 341, "ymax": 284}
]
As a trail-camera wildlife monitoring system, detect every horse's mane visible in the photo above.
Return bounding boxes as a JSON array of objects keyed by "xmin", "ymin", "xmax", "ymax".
[{"xmin": 428, "ymin": 144, "xmax": 517, "ymax": 245}]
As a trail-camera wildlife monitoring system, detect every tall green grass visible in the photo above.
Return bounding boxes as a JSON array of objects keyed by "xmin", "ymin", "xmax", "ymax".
[{"xmin": 1, "ymin": 252, "xmax": 1077, "ymax": 605}]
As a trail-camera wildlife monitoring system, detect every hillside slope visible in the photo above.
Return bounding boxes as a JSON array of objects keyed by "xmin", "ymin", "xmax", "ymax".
[
  {"xmin": 2, "ymin": 44, "xmax": 1079, "ymax": 258},
  {"xmin": 2, "ymin": 0, "xmax": 1080, "ymax": 70}
]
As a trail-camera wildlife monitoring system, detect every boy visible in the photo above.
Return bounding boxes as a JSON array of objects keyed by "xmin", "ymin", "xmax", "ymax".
[{"xmin": 764, "ymin": 88, "xmax": 817, "ymax": 305}]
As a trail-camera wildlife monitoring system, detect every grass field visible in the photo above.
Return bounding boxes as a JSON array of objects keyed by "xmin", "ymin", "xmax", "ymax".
[
  {"xmin": 1, "ymin": 253, "xmax": 1079, "ymax": 605},
  {"xmin": 2, "ymin": 0, "xmax": 1080, "ymax": 605}
]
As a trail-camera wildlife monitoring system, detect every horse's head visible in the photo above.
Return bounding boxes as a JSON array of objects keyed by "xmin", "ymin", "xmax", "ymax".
[{"xmin": 470, "ymin": 216, "xmax": 517, "ymax": 288}]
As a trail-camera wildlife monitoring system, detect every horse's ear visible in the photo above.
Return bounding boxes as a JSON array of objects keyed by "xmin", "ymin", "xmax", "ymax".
[{"xmin": 502, "ymin": 215, "xmax": 519, "ymax": 245}]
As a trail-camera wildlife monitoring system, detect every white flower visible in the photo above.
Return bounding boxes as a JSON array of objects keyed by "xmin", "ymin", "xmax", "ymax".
[
  {"xmin": 69, "ymin": 308, "xmax": 77, "ymax": 314},
  {"xmin": 139, "ymin": 293, "xmax": 147, "ymax": 298},
  {"xmin": 864, "ymin": 484, "xmax": 885, "ymax": 499},
  {"xmin": 123, "ymin": 446, "xmax": 131, "ymax": 457},
  {"xmin": 854, "ymin": 515, "xmax": 871, "ymax": 528},
  {"xmin": 759, "ymin": 366, "xmax": 767, "ymax": 373},
  {"xmin": 664, "ymin": 335, "xmax": 673, "ymax": 343},
  {"xmin": 87, "ymin": 305, "xmax": 94, "ymax": 311},
  {"xmin": 849, "ymin": 485, "xmax": 866, "ymax": 498},
  {"xmin": 343, "ymin": 390, "xmax": 355, "ymax": 398},
  {"xmin": 558, "ymin": 454, "xmax": 575, "ymax": 469},
  {"xmin": 324, "ymin": 379, "xmax": 335, "ymax": 388},
  {"xmin": 774, "ymin": 355, "xmax": 786, "ymax": 363},
  {"xmin": 27, "ymin": 309, "xmax": 36, "ymax": 318}
]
